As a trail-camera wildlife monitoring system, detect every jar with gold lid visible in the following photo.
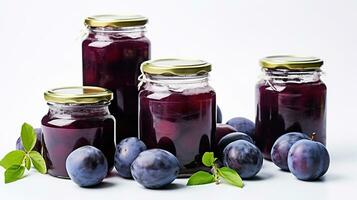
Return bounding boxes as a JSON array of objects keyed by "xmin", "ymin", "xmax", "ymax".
[
  {"xmin": 138, "ymin": 58, "xmax": 216, "ymax": 177},
  {"xmin": 41, "ymin": 86, "xmax": 116, "ymax": 178},
  {"xmin": 255, "ymin": 55, "xmax": 327, "ymax": 160},
  {"xmin": 82, "ymin": 14, "xmax": 150, "ymax": 143}
]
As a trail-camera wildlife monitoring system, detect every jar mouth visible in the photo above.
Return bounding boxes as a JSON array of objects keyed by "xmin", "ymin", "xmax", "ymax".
[{"xmin": 44, "ymin": 86, "xmax": 113, "ymax": 105}]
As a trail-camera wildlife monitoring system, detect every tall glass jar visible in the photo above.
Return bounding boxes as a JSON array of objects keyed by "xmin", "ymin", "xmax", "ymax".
[
  {"xmin": 139, "ymin": 59, "xmax": 216, "ymax": 177},
  {"xmin": 255, "ymin": 55, "xmax": 327, "ymax": 160},
  {"xmin": 82, "ymin": 14, "xmax": 150, "ymax": 143},
  {"xmin": 41, "ymin": 86, "xmax": 116, "ymax": 178}
]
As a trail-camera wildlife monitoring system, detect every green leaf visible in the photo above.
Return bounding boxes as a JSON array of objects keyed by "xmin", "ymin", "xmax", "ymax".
[
  {"xmin": 202, "ymin": 152, "xmax": 215, "ymax": 167},
  {"xmin": 0, "ymin": 150, "xmax": 26, "ymax": 169},
  {"xmin": 24, "ymin": 155, "xmax": 31, "ymax": 170},
  {"xmin": 187, "ymin": 171, "xmax": 215, "ymax": 186},
  {"xmin": 218, "ymin": 167, "xmax": 244, "ymax": 188},
  {"xmin": 21, "ymin": 123, "xmax": 36, "ymax": 152},
  {"xmin": 29, "ymin": 151, "xmax": 47, "ymax": 174},
  {"xmin": 4, "ymin": 165, "xmax": 25, "ymax": 183}
]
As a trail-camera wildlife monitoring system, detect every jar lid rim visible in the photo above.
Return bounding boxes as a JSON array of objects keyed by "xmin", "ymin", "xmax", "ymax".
[
  {"xmin": 141, "ymin": 58, "xmax": 212, "ymax": 76},
  {"xmin": 260, "ymin": 55, "xmax": 323, "ymax": 70},
  {"xmin": 84, "ymin": 14, "xmax": 148, "ymax": 28},
  {"xmin": 44, "ymin": 86, "xmax": 113, "ymax": 104}
]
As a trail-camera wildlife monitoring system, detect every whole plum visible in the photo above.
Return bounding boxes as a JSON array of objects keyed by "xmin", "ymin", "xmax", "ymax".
[
  {"xmin": 114, "ymin": 137, "xmax": 147, "ymax": 178},
  {"xmin": 288, "ymin": 140, "xmax": 330, "ymax": 181},
  {"xmin": 66, "ymin": 146, "xmax": 108, "ymax": 187},
  {"xmin": 131, "ymin": 149, "xmax": 180, "ymax": 189},
  {"xmin": 271, "ymin": 132, "xmax": 309, "ymax": 171},
  {"xmin": 223, "ymin": 140, "xmax": 263, "ymax": 179},
  {"xmin": 217, "ymin": 132, "xmax": 254, "ymax": 160},
  {"xmin": 226, "ymin": 117, "xmax": 255, "ymax": 138}
]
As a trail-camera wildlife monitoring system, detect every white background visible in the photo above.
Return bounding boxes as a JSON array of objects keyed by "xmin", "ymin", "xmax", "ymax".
[{"xmin": 0, "ymin": 0, "xmax": 356, "ymax": 199}]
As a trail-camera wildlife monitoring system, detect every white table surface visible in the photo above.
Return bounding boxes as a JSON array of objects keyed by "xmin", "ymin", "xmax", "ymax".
[{"xmin": 0, "ymin": 142, "xmax": 355, "ymax": 200}]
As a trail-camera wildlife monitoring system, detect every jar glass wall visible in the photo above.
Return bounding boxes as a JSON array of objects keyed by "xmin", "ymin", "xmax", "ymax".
[
  {"xmin": 82, "ymin": 15, "xmax": 150, "ymax": 142},
  {"xmin": 254, "ymin": 56, "xmax": 327, "ymax": 160}
]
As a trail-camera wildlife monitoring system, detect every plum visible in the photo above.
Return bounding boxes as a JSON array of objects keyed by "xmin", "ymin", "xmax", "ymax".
[
  {"xmin": 114, "ymin": 137, "xmax": 147, "ymax": 178},
  {"xmin": 131, "ymin": 149, "xmax": 180, "ymax": 189},
  {"xmin": 215, "ymin": 124, "xmax": 237, "ymax": 143},
  {"xmin": 223, "ymin": 140, "xmax": 263, "ymax": 179},
  {"xmin": 226, "ymin": 117, "xmax": 255, "ymax": 138},
  {"xmin": 271, "ymin": 132, "xmax": 309, "ymax": 171},
  {"xmin": 217, "ymin": 106, "xmax": 222, "ymax": 123},
  {"xmin": 66, "ymin": 146, "xmax": 108, "ymax": 187},
  {"xmin": 217, "ymin": 132, "xmax": 254, "ymax": 160},
  {"xmin": 16, "ymin": 128, "xmax": 42, "ymax": 152},
  {"xmin": 288, "ymin": 140, "xmax": 330, "ymax": 181}
]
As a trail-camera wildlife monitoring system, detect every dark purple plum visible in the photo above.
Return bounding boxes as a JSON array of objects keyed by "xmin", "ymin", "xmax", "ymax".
[
  {"xmin": 215, "ymin": 124, "xmax": 237, "ymax": 145},
  {"xmin": 223, "ymin": 140, "xmax": 263, "ymax": 179},
  {"xmin": 288, "ymin": 140, "xmax": 329, "ymax": 181},
  {"xmin": 114, "ymin": 137, "xmax": 147, "ymax": 178},
  {"xmin": 66, "ymin": 146, "xmax": 108, "ymax": 187},
  {"xmin": 217, "ymin": 105, "xmax": 222, "ymax": 123},
  {"xmin": 217, "ymin": 132, "xmax": 254, "ymax": 160},
  {"xmin": 226, "ymin": 117, "xmax": 255, "ymax": 138},
  {"xmin": 131, "ymin": 149, "xmax": 180, "ymax": 189},
  {"xmin": 16, "ymin": 128, "xmax": 42, "ymax": 152},
  {"xmin": 271, "ymin": 132, "xmax": 309, "ymax": 171}
]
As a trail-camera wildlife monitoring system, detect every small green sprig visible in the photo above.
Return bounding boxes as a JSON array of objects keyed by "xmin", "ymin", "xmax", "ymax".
[
  {"xmin": 187, "ymin": 152, "xmax": 243, "ymax": 188},
  {"xmin": 0, "ymin": 123, "xmax": 47, "ymax": 183}
]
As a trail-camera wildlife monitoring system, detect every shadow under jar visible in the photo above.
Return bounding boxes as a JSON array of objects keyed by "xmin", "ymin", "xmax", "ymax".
[
  {"xmin": 82, "ymin": 14, "xmax": 150, "ymax": 142},
  {"xmin": 139, "ymin": 59, "xmax": 216, "ymax": 177},
  {"xmin": 255, "ymin": 55, "xmax": 327, "ymax": 160},
  {"xmin": 41, "ymin": 86, "xmax": 116, "ymax": 178}
]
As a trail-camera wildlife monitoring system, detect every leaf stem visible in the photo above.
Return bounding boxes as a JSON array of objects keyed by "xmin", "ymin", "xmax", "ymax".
[{"xmin": 212, "ymin": 164, "xmax": 220, "ymax": 184}]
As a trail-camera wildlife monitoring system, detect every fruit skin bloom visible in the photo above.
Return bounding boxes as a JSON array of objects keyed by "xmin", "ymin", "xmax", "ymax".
[
  {"xmin": 131, "ymin": 149, "xmax": 180, "ymax": 189},
  {"xmin": 288, "ymin": 140, "xmax": 330, "ymax": 181},
  {"xmin": 223, "ymin": 140, "xmax": 263, "ymax": 179},
  {"xmin": 66, "ymin": 146, "xmax": 108, "ymax": 187}
]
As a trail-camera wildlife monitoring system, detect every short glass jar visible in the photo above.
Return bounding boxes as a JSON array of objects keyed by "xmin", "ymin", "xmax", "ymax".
[
  {"xmin": 82, "ymin": 14, "xmax": 150, "ymax": 143},
  {"xmin": 255, "ymin": 55, "xmax": 327, "ymax": 160},
  {"xmin": 41, "ymin": 86, "xmax": 116, "ymax": 178},
  {"xmin": 139, "ymin": 59, "xmax": 216, "ymax": 177}
]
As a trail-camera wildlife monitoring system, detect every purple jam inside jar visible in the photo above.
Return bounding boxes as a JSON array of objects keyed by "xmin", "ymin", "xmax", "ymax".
[
  {"xmin": 82, "ymin": 15, "xmax": 150, "ymax": 142},
  {"xmin": 255, "ymin": 56, "xmax": 326, "ymax": 160}
]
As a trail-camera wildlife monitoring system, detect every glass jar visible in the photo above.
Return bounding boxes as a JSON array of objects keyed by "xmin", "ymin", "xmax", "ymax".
[
  {"xmin": 255, "ymin": 55, "xmax": 327, "ymax": 160},
  {"xmin": 139, "ymin": 59, "xmax": 216, "ymax": 177},
  {"xmin": 41, "ymin": 86, "xmax": 116, "ymax": 178},
  {"xmin": 82, "ymin": 14, "xmax": 150, "ymax": 143}
]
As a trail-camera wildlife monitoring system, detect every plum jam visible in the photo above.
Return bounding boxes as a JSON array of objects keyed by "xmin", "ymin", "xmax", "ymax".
[
  {"xmin": 41, "ymin": 86, "xmax": 116, "ymax": 178},
  {"xmin": 255, "ymin": 56, "xmax": 326, "ymax": 160},
  {"xmin": 139, "ymin": 59, "xmax": 216, "ymax": 177},
  {"xmin": 82, "ymin": 15, "xmax": 150, "ymax": 142}
]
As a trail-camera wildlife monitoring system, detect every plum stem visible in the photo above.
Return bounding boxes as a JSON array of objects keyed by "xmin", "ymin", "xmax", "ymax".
[{"xmin": 310, "ymin": 132, "xmax": 316, "ymax": 141}]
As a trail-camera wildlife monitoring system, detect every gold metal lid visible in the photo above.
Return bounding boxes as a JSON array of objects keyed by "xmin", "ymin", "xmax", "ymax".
[
  {"xmin": 44, "ymin": 86, "xmax": 113, "ymax": 104},
  {"xmin": 260, "ymin": 55, "xmax": 323, "ymax": 70},
  {"xmin": 84, "ymin": 14, "xmax": 148, "ymax": 28},
  {"xmin": 141, "ymin": 58, "xmax": 212, "ymax": 76}
]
